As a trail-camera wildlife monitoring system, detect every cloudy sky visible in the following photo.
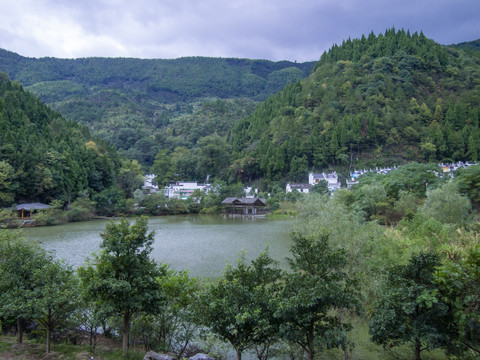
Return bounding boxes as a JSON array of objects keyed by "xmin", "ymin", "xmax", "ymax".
[{"xmin": 0, "ymin": 0, "xmax": 479, "ymax": 62}]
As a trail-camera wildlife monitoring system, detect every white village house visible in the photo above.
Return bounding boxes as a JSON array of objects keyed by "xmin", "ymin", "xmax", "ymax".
[
  {"xmin": 346, "ymin": 166, "xmax": 398, "ymax": 189},
  {"xmin": 163, "ymin": 182, "xmax": 211, "ymax": 200},
  {"xmin": 142, "ymin": 174, "xmax": 159, "ymax": 194},
  {"xmin": 286, "ymin": 172, "xmax": 340, "ymax": 194},
  {"xmin": 285, "ymin": 183, "xmax": 312, "ymax": 194},
  {"xmin": 308, "ymin": 172, "xmax": 341, "ymax": 192}
]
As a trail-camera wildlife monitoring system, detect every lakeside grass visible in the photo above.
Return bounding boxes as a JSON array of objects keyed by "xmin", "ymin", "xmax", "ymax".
[
  {"xmin": 0, "ymin": 335, "xmax": 146, "ymax": 360},
  {"xmin": 1, "ymin": 319, "xmax": 451, "ymax": 360}
]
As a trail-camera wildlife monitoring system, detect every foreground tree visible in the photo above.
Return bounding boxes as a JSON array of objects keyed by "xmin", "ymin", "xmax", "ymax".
[
  {"xmin": 130, "ymin": 267, "xmax": 199, "ymax": 357},
  {"xmin": 196, "ymin": 250, "xmax": 282, "ymax": 360},
  {"xmin": 276, "ymin": 232, "xmax": 359, "ymax": 360},
  {"xmin": 78, "ymin": 217, "xmax": 164, "ymax": 356},
  {"xmin": 369, "ymin": 252, "xmax": 455, "ymax": 360},
  {"xmin": 0, "ymin": 230, "xmax": 45, "ymax": 343},
  {"xmin": 32, "ymin": 259, "xmax": 79, "ymax": 354},
  {"xmin": 0, "ymin": 229, "xmax": 78, "ymax": 353},
  {"xmin": 436, "ymin": 246, "xmax": 480, "ymax": 357}
]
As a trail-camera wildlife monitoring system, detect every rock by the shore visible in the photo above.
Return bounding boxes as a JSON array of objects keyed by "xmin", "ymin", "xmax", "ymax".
[
  {"xmin": 143, "ymin": 352, "xmax": 175, "ymax": 360},
  {"xmin": 143, "ymin": 351, "xmax": 216, "ymax": 360},
  {"xmin": 188, "ymin": 353, "xmax": 216, "ymax": 360}
]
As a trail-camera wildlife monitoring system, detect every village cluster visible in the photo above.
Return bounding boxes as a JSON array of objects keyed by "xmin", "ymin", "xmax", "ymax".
[
  {"xmin": 143, "ymin": 161, "xmax": 478, "ymax": 200},
  {"xmin": 12, "ymin": 161, "xmax": 478, "ymax": 220}
]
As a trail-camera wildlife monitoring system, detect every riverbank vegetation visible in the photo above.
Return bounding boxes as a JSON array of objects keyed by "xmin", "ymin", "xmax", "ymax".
[{"xmin": 1, "ymin": 162, "xmax": 479, "ymax": 360}]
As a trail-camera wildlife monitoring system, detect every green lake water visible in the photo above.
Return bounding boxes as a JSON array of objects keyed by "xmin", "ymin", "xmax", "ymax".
[{"xmin": 23, "ymin": 215, "xmax": 294, "ymax": 278}]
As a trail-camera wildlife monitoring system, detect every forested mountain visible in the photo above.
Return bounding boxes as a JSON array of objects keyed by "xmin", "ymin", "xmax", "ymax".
[
  {"xmin": 230, "ymin": 29, "xmax": 480, "ymax": 183},
  {"xmin": 2, "ymin": 30, "xmax": 479, "ymax": 190},
  {"xmin": 0, "ymin": 51, "xmax": 314, "ymax": 166},
  {"xmin": 0, "ymin": 72, "xmax": 119, "ymax": 206},
  {"xmin": 452, "ymin": 39, "xmax": 480, "ymax": 52}
]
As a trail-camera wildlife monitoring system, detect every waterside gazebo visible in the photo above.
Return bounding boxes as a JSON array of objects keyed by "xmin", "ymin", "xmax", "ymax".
[
  {"xmin": 15, "ymin": 203, "xmax": 51, "ymax": 219},
  {"xmin": 221, "ymin": 197, "xmax": 267, "ymax": 215}
]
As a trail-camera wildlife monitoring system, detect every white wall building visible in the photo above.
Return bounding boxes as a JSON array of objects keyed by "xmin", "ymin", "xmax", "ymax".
[
  {"xmin": 142, "ymin": 174, "xmax": 159, "ymax": 194},
  {"xmin": 308, "ymin": 172, "xmax": 341, "ymax": 192},
  {"xmin": 286, "ymin": 183, "xmax": 312, "ymax": 194},
  {"xmin": 163, "ymin": 182, "xmax": 211, "ymax": 200},
  {"xmin": 244, "ymin": 187, "xmax": 258, "ymax": 198}
]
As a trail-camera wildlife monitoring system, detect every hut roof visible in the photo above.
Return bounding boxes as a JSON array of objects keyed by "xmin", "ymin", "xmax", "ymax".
[
  {"xmin": 15, "ymin": 203, "xmax": 51, "ymax": 211},
  {"xmin": 221, "ymin": 197, "xmax": 266, "ymax": 206}
]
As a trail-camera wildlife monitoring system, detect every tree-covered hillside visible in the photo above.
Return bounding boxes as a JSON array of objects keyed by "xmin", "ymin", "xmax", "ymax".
[
  {"xmin": 230, "ymin": 29, "xmax": 480, "ymax": 183},
  {"xmin": 0, "ymin": 51, "xmax": 314, "ymax": 166},
  {"xmin": 452, "ymin": 39, "xmax": 480, "ymax": 52},
  {"xmin": 0, "ymin": 72, "xmax": 119, "ymax": 206},
  {"xmin": 0, "ymin": 52, "xmax": 314, "ymax": 100}
]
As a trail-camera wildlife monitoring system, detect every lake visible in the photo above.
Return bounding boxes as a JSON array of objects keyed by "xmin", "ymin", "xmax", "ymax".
[{"xmin": 24, "ymin": 215, "xmax": 294, "ymax": 278}]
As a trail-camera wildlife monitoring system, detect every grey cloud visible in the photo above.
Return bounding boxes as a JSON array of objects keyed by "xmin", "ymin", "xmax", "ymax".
[{"xmin": 0, "ymin": 0, "xmax": 478, "ymax": 61}]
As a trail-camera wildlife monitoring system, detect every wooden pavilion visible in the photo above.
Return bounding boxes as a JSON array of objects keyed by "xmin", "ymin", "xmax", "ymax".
[
  {"xmin": 221, "ymin": 197, "xmax": 267, "ymax": 215},
  {"xmin": 15, "ymin": 203, "xmax": 51, "ymax": 219}
]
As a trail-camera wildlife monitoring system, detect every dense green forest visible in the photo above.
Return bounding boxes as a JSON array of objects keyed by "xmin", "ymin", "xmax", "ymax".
[
  {"xmin": 230, "ymin": 29, "xmax": 480, "ymax": 183},
  {"xmin": 0, "ymin": 51, "xmax": 314, "ymax": 167},
  {"xmin": 0, "ymin": 72, "xmax": 119, "ymax": 207},
  {"xmin": 2, "ymin": 30, "xmax": 479, "ymax": 190}
]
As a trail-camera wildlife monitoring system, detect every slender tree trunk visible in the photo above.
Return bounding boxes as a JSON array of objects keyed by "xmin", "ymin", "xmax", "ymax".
[
  {"xmin": 46, "ymin": 326, "xmax": 51, "ymax": 354},
  {"xmin": 236, "ymin": 348, "xmax": 242, "ymax": 360},
  {"xmin": 46, "ymin": 308, "xmax": 52, "ymax": 354},
  {"xmin": 177, "ymin": 338, "xmax": 190, "ymax": 360},
  {"xmin": 307, "ymin": 347, "xmax": 314, "ymax": 360},
  {"xmin": 255, "ymin": 344, "xmax": 266, "ymax": 360},
  {"xmin": 414, "ymin": 338, "xmax": 421, "ymax": 360},
  {"xmin": 122, "ymin": 310, "xmax": 130, "ymax": 357},
  {"xmin": 17, "ymin": 317, "xmax": 23, "ymax": 344}
]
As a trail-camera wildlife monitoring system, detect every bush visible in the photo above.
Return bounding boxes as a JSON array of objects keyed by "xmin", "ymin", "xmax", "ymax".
[
  {"xmin": 67, "ymin": 198, "xmax": 95, "ymax": 222},
  {"xmin": 33, "ymin": 210, "xmax": 67, "ymax": 226}
]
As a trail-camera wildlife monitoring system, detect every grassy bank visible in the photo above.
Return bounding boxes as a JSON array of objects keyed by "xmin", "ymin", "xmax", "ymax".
[
  {"xmin": 1, "ymin": 320, "xmax": 451, "ymax": 360},
  {"xmin": 0, "ymin": 335, "xmax": 145, "ymax": 360}
]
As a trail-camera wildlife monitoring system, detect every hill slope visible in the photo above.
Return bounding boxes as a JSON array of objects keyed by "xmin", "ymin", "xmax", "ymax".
[
  {"xmin": 229, "ymin": 29, "xmax": 480, "ymax": 183},
  {"xmin": 0, "ymin": 72, "xmax": 119, "ymax": 206},
  {"xmin": 452, "ymin": 39, "xmax": 480, "ymax": 52}
]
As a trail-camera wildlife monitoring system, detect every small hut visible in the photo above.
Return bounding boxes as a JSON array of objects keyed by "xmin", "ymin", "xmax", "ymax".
[
  {"xmin": 16, "ymin": 203, "xmax": 51, "ymax": 219},
  {"xmin": 221, "ymin": 197, "xmax": 267, "ymax": 215}
]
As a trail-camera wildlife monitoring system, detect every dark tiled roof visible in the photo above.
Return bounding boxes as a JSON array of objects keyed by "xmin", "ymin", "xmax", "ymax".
[
  {"xmin": 221, "ymin": 197, "xmax": 239, "ymax": 204},
  {"xmin": 15, "ymin": 203, "xmax": 51, "ymax": 211},
  {"xmin": 290, "ymin": 184, "xmax": 312, "ymax": 189},
  {"xmin": 221, "ymin": 197, "xmax": 266, "ymax": 206}
]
